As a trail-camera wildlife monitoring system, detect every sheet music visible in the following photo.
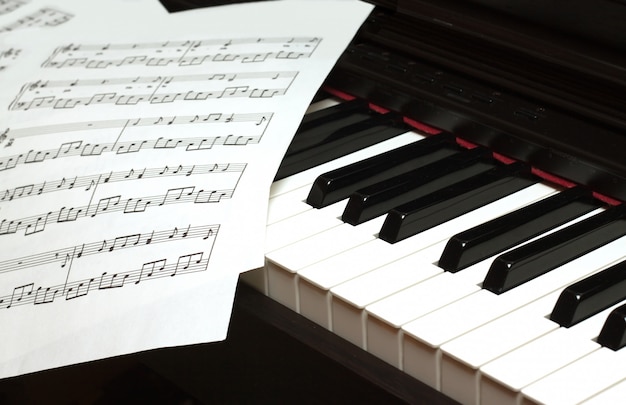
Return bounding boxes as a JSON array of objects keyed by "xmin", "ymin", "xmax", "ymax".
[{"xmin": 0, "ymin": 0, "xmax": 373, "ymax": 378}]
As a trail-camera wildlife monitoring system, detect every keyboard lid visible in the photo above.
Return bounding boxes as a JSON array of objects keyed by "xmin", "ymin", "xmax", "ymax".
[{"xmin": 326, "ymin": 0, "xmax": 626, "ymax": 202}]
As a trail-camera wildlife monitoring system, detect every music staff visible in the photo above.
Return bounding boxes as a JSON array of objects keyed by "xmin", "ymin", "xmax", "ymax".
[
  {"xmin": 1, "ymin": 163, "xmax": 245, "ymax": 202},
  {"xmin": 0, "ymin": 7, "xmax": 73, "ymax": 33},
  {"xmin": 0, "ymin": 248, "xmax": 215, "ymax": 309},
  {"xmin": 9, "ymin": 71, "xmax": 296, "ymax": 111},
  {"xmin": 4, "ymin": 112, "xmax": 271, "ymax": 147},
  {"xmin": 0, "ymin": 134, "xmax": 261, "ymax": 171},
  {"xmin": 0, "ymin": 224, "xmax": 218, "ymax": 274},
  {"xmin": 42, "ymin": 37, "xmax": 321, "ymax": 68},
  {"xmin": 0, "ymin": 186, "xmax": 234, "ymax": 236}
]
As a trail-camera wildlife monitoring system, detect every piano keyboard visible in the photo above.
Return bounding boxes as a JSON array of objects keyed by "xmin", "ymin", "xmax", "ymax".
[{"xmin": 240, "ymin": 94, "xmax": 626, "ymax": 405}]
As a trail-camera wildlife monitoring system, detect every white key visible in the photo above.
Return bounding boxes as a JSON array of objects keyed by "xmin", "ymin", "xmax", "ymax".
[
  {"xmin": 246, "ymin": 199, "xmax": 345, "ymax": 294},
  {"xmin": 245, "ymin": 131, "xmax": 428, "ymax": 293},
  {"xmin": 261, "ymin": 132, "xmax": 428, "ymax": 290},
  {"xmin": 248, "ymin": 131, "xmax": 436, "ymax": 294},
  {"xmin": 327, "ymin": 183, "xmax": 557, "ymax": 343},
  {"xmin": 331, "ymin": 251, "xmax": 443, "ymax": 348},
  {"xmin": 522, "ymin": 346, "xmax": 626, "ymax": 405},
  {"xmin": 269, "ymin": 131, "xmax": 422, "ymax": 199},
  {"xmin": 480, "ymin": 300, "xmax": 626, "ymax": 405},
  {"xmin": 265, "ymin": 220, "xmax": 378, "ymax": 311},
  {"xmin": 579, "ymin": 377, "xmax": 626, "ymax": 405},
  {"xmin": 331, "ymin": 183, "xmax": 557, "ymax": 368},
  {"xmin": 267, "ymin": 184, "xmax": 316, "ymax": 225},
  {"xmin": 366, "ymin": 269, "xmax": 482, "ymax": 369},
  {"xmin": 265, "ymin": 200, "xmax": 345, "ymax": 253},
  {"xmin": 435, "ymin": 241, "xmax": 625, "ymax": 404},
  {"xmin": 439, "ymin": 293, "xmax": 560, "ymax": 405},
  {"xmin": 400, "ymin": 209, "xmax": 613, "ymax": 395},
  {"xmin": 299, "ymin": 240, "xmax": 445, "ymax": 330}
]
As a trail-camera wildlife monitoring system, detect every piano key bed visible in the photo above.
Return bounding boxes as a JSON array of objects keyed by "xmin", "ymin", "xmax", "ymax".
[{"xmin": 240, "ymin": 92, "xmax": 626, "ymax": 405}]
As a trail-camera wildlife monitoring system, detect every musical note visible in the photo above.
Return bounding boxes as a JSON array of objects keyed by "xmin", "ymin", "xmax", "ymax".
[
  {"xmin": 0, "ymin": 163, "xmax": 244, "ymax": 203},
  {"xmin": 7, "ymin": 112, "xmax": 271, "ymax": 142},
  {"xmin": 194, "ymin": 189, "xmax": 232, "ymax": 203},
  {"xmin": 7, "ymin": 283, "xmax": 33, "ymax": 308},
  {"xmin": 0, "ymin": 242, "xmax": 217, "ymax": 308},
  {"xmin": 174, "ymin": 252, "xmax": 204, "ymax": 275},
  {"xmin": 42, "ymin": 37, "xmax": 320, "ymax": 69},
  {"xmin": 0, "ymin": 224, "xmax": 219, "ymax": 274},
  {"xmin": 115, "ymin": 140, "xmax": 147, "ymax": 154},
  {"xmin": 80, "ymin": 143, "xmax": 108, "ymax": 156},
  {"xmin": 34, "ymin": 286, "xmax": 60, "ymax": 305},
  {"xmin": 90, "ymin": 195, "xmax": 121, "ymax": 217},
  {"xmin": 65, "ymin": 278, "xmax": 95, "ymax": 300},
  {"xmin": 109, "ymin": 234, "xmax": 141, "ymax": 251},
  {"xmin": 98, "ymin": 271, "xmax": 129, "ymax": 289},
  {"xmin": 57, "ymin": 206, "xmax": 82, "ymax": 222},
  {"xmin": 24, "ymin": 149, "xmax": 51, "ymax": 163},
  {"xmin": 0, "ymin": 219, "xmax": 20, "ymax": 235},
  {"xmin": 1, "ymin": 187, "xmax": 231, "ymax": 235},
  {"xmin": 24, "ymin": 212, "xmax": 50, "ymax": 235},
  {"xmin": 123, "ymin": 198, "xmax": 150, "ymax": 213},
  {"xmin": 10, "ymin": 72, "xmax": 295, "ymax": 111},
  {"xmin": 1, "ymin": 184, "xmax": 33, "ymax": 201},
  {"xmin": 53, "ymin": 140, "xmax": 82, "ymax": 158},
  {"xmin": 160, "ymin": 186, "xmax": 195, "ymax": 205},
  {"xmin": 135, "ymin": 258, "xmax": 167, "ymax": 284}
]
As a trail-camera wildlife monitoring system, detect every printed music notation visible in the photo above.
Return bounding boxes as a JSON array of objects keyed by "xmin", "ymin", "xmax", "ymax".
[
  {"xmin": 0, "ymin": 224, "xmax": 217, "ymax": 274},
  {"xmin": 42, "ymin": 37, "xmax": 322, "ymax": 69},
  {"xmin": 0, "ymin": 0, "xmax": 375, "ymax": 380},
  {"xmin": 0, "ymin": 134, "xmax": 260, "ymax": 171},
  {"xmin": 0, "ymin": 48, "xmax": 20, "ymax": 72},
  {"xmin": 0, "ymin": 48, "xmax": 20, "ymax": 61},
  {"xmin": 0, "ymin": 111, "xmax": 270, "ymax": 169},
  {"xmin": 0, "ymin": 111, "xmax": 270, "ymax": 148},
  {"xmin": 9, "ymin": 71, "xmax": 296, "ymax": 110},
  {"xmin": 0, "ymin": 223, "xmax": 218, "ymax": 309},
  {"xmin": 2, "ymin": 251, "xmax": 211, "ymax": 308},
  {"xmin": 0, "ymin": 7, "xmax": 72, "ymax": 33},
  {"xmin": 1, "ymin": 163, "xmax": 245, "ymax": 202},
  {"xmin": 0, "ymin": 0, "xmax": 26, "ymax": 16},
  {"xmin": 0, "ymin": 185, "xmax": 235, "ymax": 236}
]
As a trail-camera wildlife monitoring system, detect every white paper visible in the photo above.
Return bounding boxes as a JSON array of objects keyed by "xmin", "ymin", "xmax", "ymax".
[{"xmin": 0, "ymin": 0, "xmax": 373, "ymax": 378}]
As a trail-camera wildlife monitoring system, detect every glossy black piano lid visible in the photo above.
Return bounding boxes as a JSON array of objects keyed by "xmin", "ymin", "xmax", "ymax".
[{"xmin": 324, "ymin": 0, "xmax": 626, "ymax": 202}]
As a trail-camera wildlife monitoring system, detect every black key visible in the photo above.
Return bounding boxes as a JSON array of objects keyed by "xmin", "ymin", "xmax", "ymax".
[
  {"xmin": 439, "ymin": 187, "xmax": 600, "ymax": 272},
  {"xmin": 378, "ymin": 162, "xmax": 537, "ymax": 243},
  {"xmin": 306, "ymin": 133, "xmax": 458, "ymax": 208},
  {"xmin": 550, "ymin": 260, "xmax": 626, "ymax": 327},
  {"xmin": 310, "ymin": 89, "xmax": 331, "ymax": 104},
  {"xmin": 483, "ymin": 204, "xmax": 626, "ymax": 294},
  {"xmin": 275, "ymin": 112, "xmax": 409, "ymax": 180},
  {"xmin": 342, "ymin": 147, "xmax": 494, "ymax": 225},
  {"xmin": 292, "ymin": 98, "xmax": 370, "ymax": 149},
  {"xmin": 598, "ymin": 302, "xmax": 626, "ymax": 351}
]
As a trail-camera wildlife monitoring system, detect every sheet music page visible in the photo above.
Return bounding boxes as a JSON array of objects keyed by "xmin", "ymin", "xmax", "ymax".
[{"xmin": 0, "ymin": 0, "xmax": 373, "ymax": 378}]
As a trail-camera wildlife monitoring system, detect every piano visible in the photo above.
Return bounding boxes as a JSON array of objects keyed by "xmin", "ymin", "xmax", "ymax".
[{"xmin": 171, "ymin": 1, "xmax": 626, "ymax": 404}]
